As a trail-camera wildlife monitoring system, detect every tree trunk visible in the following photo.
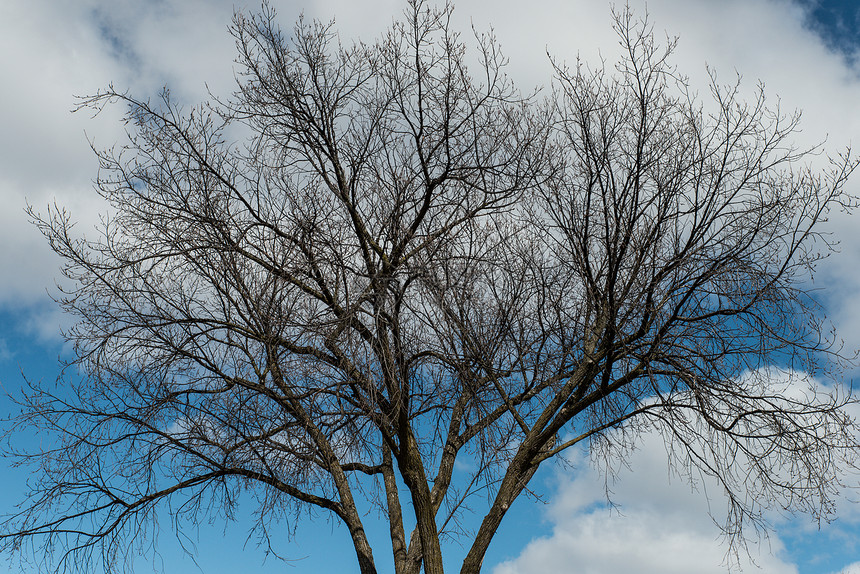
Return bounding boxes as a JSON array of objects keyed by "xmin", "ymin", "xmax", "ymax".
[{"xmin": 398, "ymin": 429, "xmax": 445, "ymax": 574}]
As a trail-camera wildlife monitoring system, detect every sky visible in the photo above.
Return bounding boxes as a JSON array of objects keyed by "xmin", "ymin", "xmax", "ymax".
[{"xmin": 1, "ymin": 0, "xmax": 860, "ymax": 573}]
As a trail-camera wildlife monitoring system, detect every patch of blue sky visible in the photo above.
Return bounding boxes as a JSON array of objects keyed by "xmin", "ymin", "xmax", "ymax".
[
  {"xmin": 0, "ymin": 302, "xmax": 545, "ymax": 573},
  {"xmin": 800, "ymin": 0, "xmax": 860, "ymax": 63},
  {"xmin": 0, "ymin": 306, "xmax": 365, "ymax": 573}
]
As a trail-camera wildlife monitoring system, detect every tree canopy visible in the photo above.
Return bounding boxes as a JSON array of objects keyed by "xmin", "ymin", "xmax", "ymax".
[{"xmin": 3, "ymin": 2, "xmax": 859, "ymax": 573}]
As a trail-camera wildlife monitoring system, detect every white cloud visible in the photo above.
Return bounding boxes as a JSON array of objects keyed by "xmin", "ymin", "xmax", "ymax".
[
  {"xmin": 833, "ymin": 563, "xmax": 860, "ymax": 574},
  {"xmin": 493, "ymin": 434, "xmax": 799, "ymax": 574},
  {"xmin": 493, "ymin": 368, "xmax": 860, "ymax": 574},
  {"xmin": 0, "ymin": 0, "xmax": 246, "ymax": 313},
  {"xmin": 79, "ymin": 0, "xmax": 250, "ymax": 100},
  {"xmin": 0, "ymin": 2, "xmax": 115, "ymax": 311},
  {"xmin": 0, "ymin": 339, "xmax": 12, "ymax": 364},
  {"xmin": 3, "ymin": 0, "xmax": 860, "ymax": 310}
]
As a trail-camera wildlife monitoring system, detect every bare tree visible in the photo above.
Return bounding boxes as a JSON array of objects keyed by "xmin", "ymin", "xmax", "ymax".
[{"xmin": 3, "ymin": 2, "xmax": 859, "ymax": 573}]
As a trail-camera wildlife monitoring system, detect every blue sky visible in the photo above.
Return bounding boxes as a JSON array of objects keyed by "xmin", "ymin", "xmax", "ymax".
[
  {"xmin": 2, "ymin": 0, "xmax": 860, "ymax": 573},
  {"xmin": 801, "ymin": 0, "xmax": 860, "ymax": 59}
]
